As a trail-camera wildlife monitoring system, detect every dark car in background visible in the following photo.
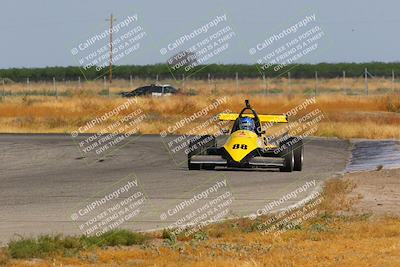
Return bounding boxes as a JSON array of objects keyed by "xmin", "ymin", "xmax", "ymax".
[{"xmin": 120, "ymin": 84, "xmax": 178, "ymax": 97}]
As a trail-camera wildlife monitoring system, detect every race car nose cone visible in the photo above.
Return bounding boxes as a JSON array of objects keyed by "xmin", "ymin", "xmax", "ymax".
[{"xmin": 223, "ymin": 130, "xmax": 258, "ymax": 162}]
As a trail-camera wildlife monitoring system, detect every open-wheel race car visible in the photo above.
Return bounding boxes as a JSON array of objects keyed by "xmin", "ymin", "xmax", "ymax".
[{"xmin": 188, "ymin": 100, "xmax": 303, "ymax": 172}]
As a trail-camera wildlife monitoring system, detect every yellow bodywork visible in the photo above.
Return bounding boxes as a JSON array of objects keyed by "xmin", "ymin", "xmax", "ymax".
[
  {"xmin": 224, "ymin": 130, "xmax": 259, "ymax": 162},
  {"xmin": 218, "ymin": 113, "xmax": 288, "ymax": 123}
]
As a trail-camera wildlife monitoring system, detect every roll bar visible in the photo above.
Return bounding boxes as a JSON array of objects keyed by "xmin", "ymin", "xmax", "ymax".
[{"xmin": 236, "ymin": 100, "xmax": 262, "ymax": 135}]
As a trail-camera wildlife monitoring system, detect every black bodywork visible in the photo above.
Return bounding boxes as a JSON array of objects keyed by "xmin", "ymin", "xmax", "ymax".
[{"xmin": 120, "ymin": 84, "xmax": 178, "ymax": 97}]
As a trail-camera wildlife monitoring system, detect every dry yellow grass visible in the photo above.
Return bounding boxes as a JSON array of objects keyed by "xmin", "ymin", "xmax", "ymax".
[
  {"xmin": 2, "ymin": 77, "xmax": 400, "ymax": 139},
  {"xmin": 1, "ymin": 92, "xmax": 400, "ymax": 139}
]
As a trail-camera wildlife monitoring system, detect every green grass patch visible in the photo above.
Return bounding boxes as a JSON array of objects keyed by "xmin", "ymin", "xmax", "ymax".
[{"xmin": 7, "ymin": 229, "xmax": 149, "ymax": 259}]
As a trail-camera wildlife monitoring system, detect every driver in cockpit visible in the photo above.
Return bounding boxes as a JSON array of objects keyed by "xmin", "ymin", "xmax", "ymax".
[{"xmin": 238, "ymin": 117, "xmax": 256, "ymax": 132}]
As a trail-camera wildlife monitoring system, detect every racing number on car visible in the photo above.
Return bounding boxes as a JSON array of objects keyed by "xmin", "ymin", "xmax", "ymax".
[{"xmin": 232, "ymin": 144, "xmax": 248, "ymax": 150}]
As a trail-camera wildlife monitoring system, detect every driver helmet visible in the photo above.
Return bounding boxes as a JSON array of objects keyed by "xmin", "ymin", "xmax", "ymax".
[{"xmin": 238, "ymin": 117, "xmax": 255, "ymax": 131}]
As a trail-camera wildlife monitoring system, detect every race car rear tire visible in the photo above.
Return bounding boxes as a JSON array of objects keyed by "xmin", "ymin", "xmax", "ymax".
[
  {"xmin": 279, "ymin": 146, "xmax": 294, "ymax": 172},
  {"xmin": 292, "ymin": 139, "xmax": 304, "ymax": 171}
]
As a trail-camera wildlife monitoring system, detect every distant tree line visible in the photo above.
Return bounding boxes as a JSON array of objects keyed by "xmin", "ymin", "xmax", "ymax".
[{"xmin": 1, "ymin": 62, "xmax": 400, "ymax": 82}]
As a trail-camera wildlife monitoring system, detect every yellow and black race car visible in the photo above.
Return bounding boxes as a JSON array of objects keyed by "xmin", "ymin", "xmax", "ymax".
[{"xmin": 188, "ymin": 100, "xmax": 303, "ymax": 172}]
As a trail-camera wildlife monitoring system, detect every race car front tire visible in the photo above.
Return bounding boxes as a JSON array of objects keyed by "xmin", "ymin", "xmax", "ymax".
[
  {"xmin": 279, "ymin": 146, "xmax": 294, "ymax": 172},
  {"xmin": 187, "ymin": 135, "xmax": 216, "ymax": 170},
  {"xmin": 202, "ymin": 164, "xmax": 215, "ymax": 170},
  {"xmin": 188, "ymin": 160, "xmax": 201, "ymax": 170}
]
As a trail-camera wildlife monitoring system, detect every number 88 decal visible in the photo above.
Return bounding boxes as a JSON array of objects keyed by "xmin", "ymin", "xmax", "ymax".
[{"xmin": 232, "ymin": 144, "xmax": 248, "ymax": 150}]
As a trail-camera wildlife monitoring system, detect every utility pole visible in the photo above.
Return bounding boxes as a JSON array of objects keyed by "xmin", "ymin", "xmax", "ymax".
[
  {"xmin": 288, "ymin": 72, "xmax": 291, "ymax": 94},
  {"xmin": 106, "ymin": 14, "xmax": 116, "ymax": 84}
]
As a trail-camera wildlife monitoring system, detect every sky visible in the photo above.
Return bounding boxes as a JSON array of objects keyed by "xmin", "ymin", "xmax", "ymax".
[{"xmin": 1, "ymin": 0, "xmax": 399, "ymax": 68}]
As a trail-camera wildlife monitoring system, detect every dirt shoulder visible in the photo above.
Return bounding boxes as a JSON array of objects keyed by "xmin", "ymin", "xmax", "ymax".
[{"xmin": 346, "ymin": 168, "xmax": 400, "ymax": 216}]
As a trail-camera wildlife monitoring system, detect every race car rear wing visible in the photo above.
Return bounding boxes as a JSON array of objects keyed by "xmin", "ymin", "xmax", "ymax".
[{"xmin": 218, "ymin": 113, "xmax": 288, "ymax": 123}]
